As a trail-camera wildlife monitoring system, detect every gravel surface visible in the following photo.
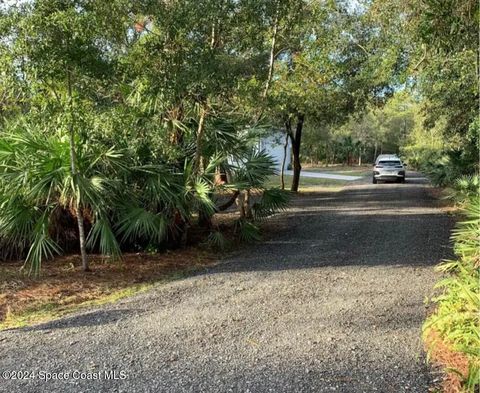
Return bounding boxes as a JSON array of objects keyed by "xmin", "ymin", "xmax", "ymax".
[{"xmin": 0, "ymin": 173, "xmax": 454, "ymax": 393}]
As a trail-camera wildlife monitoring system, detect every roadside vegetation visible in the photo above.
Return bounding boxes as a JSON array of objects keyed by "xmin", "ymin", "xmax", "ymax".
[{"xmin": 423, "ymin": 184, "xmax": 479, "ymax": 393}]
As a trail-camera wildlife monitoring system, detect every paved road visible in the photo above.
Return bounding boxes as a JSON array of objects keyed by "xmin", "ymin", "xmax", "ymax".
[
  {"xmin": 0, "ymin": 173, "xmax": 454, "ymax": 393},
  {"xmin": 285, "ymin": 169, "xmax": 362, "ymax": 181}
]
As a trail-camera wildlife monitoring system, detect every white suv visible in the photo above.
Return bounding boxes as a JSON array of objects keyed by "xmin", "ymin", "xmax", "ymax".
[{"xmin": 373, "ymin": 155, "xmax": 406, "ymax": 184}]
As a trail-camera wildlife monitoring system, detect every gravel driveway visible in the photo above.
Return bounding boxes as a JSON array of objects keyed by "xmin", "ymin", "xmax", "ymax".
[{"xmin": 0, "ymin": 173, "xmax": 454, "ymax": 393}]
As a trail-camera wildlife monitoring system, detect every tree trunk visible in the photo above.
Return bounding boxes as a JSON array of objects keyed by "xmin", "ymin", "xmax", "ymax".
[
  {"xmin": 263, "ymin": 9, "xmax": 279, "ymax": 99},
  {"xmin": 373, "ymin": 142, "xmax": 378, "ymax": 163},
  {"xmin": 280, "ymin": 130, "xmax": 289, "ymax": 190},
  {"xmin": 290, "ymin": 113, "xmax": 305, "ymax": 193},
  {"xmin": 67, "ymin": 71, "xmax": 89, "ymax": 272}
]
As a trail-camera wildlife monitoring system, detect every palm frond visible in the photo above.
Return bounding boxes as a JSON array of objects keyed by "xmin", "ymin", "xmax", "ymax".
[
  {"xmin": 205, "ymin": 231, "xmax": 228, "ymax": 250},
  {"xmin": 253, "ymin": 188, "xmax": 291, "ymax": 220},
  {"xmin": 24, "ymin": 211, "xmax": 62, "ymax": 276},
  {"xmin": 231, "ymin": 149, "xmax": 277, "ymax": 189},
  {"xmin": 116, "ymin": 206, "xmax": 168, "ymax": 244},
  {"xmin": 87, "ymin": 215, "xmax": 122, "ymax": 258},
  {"xmin": 235, "ymin": 219, "xmax": 261, "ymax": 242}
]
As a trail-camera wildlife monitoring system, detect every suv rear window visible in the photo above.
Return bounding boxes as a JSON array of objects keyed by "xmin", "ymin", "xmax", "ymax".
[{"xmin": 378, "ymin": 160, "xmax": 402, "ymax": 166}]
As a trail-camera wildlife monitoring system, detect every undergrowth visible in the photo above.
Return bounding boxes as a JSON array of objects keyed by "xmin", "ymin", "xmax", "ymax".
[{"xmin": 423, "ymin": 177, "xmax": 480, "ymax": 392}]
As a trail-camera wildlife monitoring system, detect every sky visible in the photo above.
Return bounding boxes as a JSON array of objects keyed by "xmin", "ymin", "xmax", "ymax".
[
  {"xmin": 1, "ymin": 0, "xmax": 365, "ymax": 14},
  {"xmin": 1, "ymin": 0, "xmax": 30, "ymax": 10}
]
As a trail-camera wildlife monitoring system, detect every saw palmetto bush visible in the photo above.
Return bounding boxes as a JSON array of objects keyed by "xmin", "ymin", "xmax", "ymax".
[
  {"xmin": 0, "ymin": 121, "xmax": 213, "ymax": 274},
  {"xmin": 0, "ymin": 118, "xmax": 290, "ymax": 274},
  {"xmin": 447, "ymin": 175, "xmax": 480, "ymax": 206},
  {"xmin": 0, "ymin": 0, "xmax": 293, "ymax": 275},
  {"xmin": 423, "ymin": 193, "xmax": 480, "ymax": 392}
]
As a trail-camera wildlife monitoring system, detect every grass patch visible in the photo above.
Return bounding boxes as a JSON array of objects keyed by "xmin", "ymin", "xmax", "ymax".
[
  {"xmin": 266, "ymin": 166, "xmax": 370, "ymax": 191},
  {"xmin": 1, "ymin": 284, "xmax": 153, "ymax": 330},
  {"xmin": 0, "ymin": 250, "xmax": 215, "ymax": 330},
  {"xmin": 302, "ymin": 165, "xmax": 372, "ymax": 176}
]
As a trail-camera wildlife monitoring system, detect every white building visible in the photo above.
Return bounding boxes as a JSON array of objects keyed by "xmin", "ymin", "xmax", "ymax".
[{"xmin": 258, "ymin": 131, "xmax": 291, "ymax": 173}]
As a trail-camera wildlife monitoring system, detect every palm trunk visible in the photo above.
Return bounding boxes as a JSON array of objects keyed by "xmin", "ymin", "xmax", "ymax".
[
  {"xmin": 67, "ymin": 71, "xmax": 89, "ymax": 272},
  {"xmin": 76, "ymin": 206, "xmax": 89, "ymax": 271},
  {"xmin": 236, "ymin": 192, "xmax": 246, "ymax": 219},
  {"xmin": 194, "ymin": 106, "xmax": 207, "ymax": 173},
  {"xmin": 244, "ymin": 190, "xmax": 252, "ymax": 219}
]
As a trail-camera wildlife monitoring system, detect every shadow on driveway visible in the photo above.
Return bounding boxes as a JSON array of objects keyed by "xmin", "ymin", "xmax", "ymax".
[
  {"xmin": 206, "ymin": 173, "xmax": 454, "ymax": 273},
  {"xmin": 13, "ymin": 308, "xmax": 145, "ymax": 332}
]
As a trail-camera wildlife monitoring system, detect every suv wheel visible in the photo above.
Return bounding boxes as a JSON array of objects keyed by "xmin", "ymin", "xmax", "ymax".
[{"xmin": 372, "ymin": 177, "xmax": 377, "ymax": 184}]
